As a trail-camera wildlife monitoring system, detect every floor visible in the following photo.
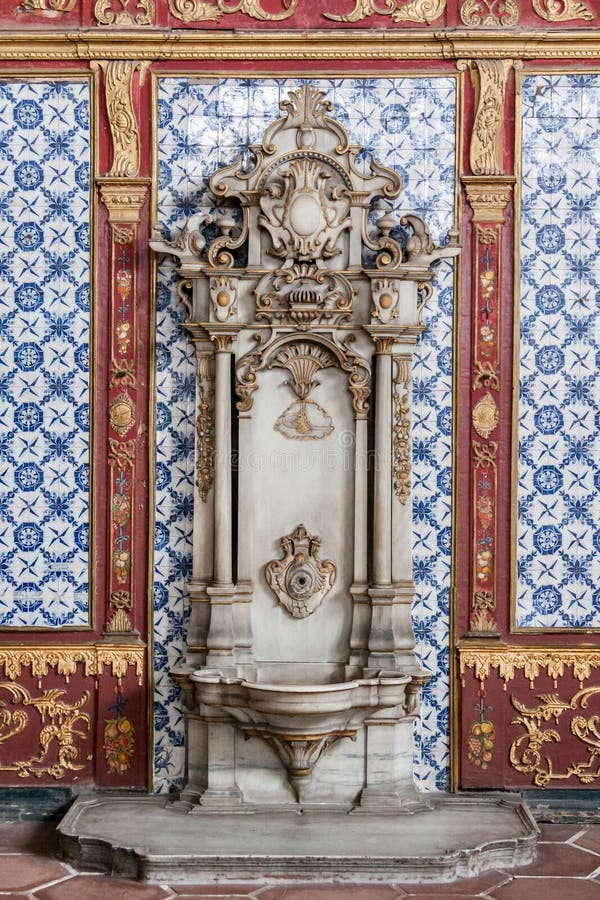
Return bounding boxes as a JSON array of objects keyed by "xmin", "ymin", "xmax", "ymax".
[{"xmin": 1, "ymin": 820, "xmax": 600, "ymax": 899}]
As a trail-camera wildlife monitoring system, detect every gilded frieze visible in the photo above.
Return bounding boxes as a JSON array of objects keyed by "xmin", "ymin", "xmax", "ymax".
[
  {"xmin": 168, "ymin": 0, "xmax": 298, "ymax": 21},
  {"xmin": 323, "ymin": 0, "xmax": 445, "ymax": 23},
  {"xmin": 16, "ymin": 0, "xmax": 76, "ymax": 14},
  {"xmin": 0, "ymin": 646, "xmax": 144, "ymax": 684},
  {"xmin": 460, "ymin": 647, "xmax": 600, "ymax": 689}
]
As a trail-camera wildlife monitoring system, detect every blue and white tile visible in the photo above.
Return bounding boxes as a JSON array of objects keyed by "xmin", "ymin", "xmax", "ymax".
[{"xmin": 154, "ymin": 76, "xmax": 456, "ymax": 794}]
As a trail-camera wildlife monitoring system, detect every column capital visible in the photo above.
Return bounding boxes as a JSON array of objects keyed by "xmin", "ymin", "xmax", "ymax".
[
  {"xmin": 97, "ymin": 177, "xmax": 151, "ymax": 226},
  {"xmin": 462, "ymin": 175, "xmax": 516, "ymax": 224},
  {"xmin": 207, "ymin": 324, "xmax": 243, "ymax": 353}
]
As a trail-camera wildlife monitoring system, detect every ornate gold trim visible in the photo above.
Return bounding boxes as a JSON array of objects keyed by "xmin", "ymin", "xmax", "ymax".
[
  {"xmin": 0, "ymin": 645, "xmax": 144, "ymax": 684},
  {"xmin": 462, "ymin": 175, "xmax": 515, "ymax": 223},
  {"xmin": 460, "ymin": 0, "xmax": 519, "ymax": 26},
  {"xmin": 94, "ymin": 0, "xmax": 154, "ymax": 26},
  {"xmin": 168, "ymin": 0, "xmax": 298, "ymax": 22},
  {"xmin": 459, "ymin": 645, "xmax": 600, "ymax": 688},
  {"xmin": 196, "ymin": 355, "xmax": 215, "ymax": 502},
  {"xmin": 5, "ymin": 32, "xmax": 600, "ymax": 62},
  {"xmin": 97, "ymin": 178, "xmax": 151, "ymax": 225},
  {"xmin": 532, "ymin": 0, "xmax": 594, "ymax": 22},
  {"xmin": 468, "ymin": 60, "xmax": 511, "ymax": 177},
  {"xmin": 472, "ymin": 391, "xmax": 499, "ymax": 438},
  {"xmin": 393, "ymin": 355, "xmax": 411, "ymax": 505},
  {"xmin": 93, "ymin": 61, "xmax": 147, "ymax": 178},
  {"xmin": 323, "ymin": 0, "xmax": 445, "ymax": 23},
  {"xmin": 16, "ymin": 0, "xmax": 77, "ymax": 14}
]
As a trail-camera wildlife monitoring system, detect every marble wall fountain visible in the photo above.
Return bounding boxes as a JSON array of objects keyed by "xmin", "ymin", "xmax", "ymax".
[
  {"xmin": 150, "ymin": 83, "xmax": 459, "ymax": 813},
  {"xmin": 58, "ymin": 84, "xmax": 538, "ymax": 882}
]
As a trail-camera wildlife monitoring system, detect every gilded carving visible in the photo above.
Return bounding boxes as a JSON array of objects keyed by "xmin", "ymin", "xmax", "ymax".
[
  {"xmin": 271, "ymin": 342, "xmax": 336, "ymax": 401},
  {"xmin": 393, "ymin": 355, "xmax": 411, "ymax": 505},
  {"xmin": 210, "ymin": 276, "xmax": 237, "ymax": 323},
  {"xmin": 0, "ymin": 683, "xmax": 90, "ymax": 779},
  {"xmin": 196, "ymin": 355, "xmax": 215, "ymax": 502},
  {"xmin": 95, "ymin": 61, "xmax": 146, "ymax": 178},
  {"xmin": 265, "ymin": 524, "xmax": 337, "ymax": 619},
  {"xmin": 510, "ymin": 688, "xmax": 600, "ymax": 786},
  {"xmin": 459, "ymin": 648, "xmax": 600, "ymax": 689},
  {"xmin": 323, "ymin": 0, "xmax": 445, "ymax": 23},
  {"xmin": 0, "ymin": 647, "xmax": 144, "ymax": 685},
  {"xmin": 472, "ymin": 392, "xmax": 499, "ymax": 439},
  {"xmin": 473, "ymin": 361, "xmax": 500, "ymax": 392},
  {"xmin": 255, "ymin": 265, "xmax": 353, "ymax": 329},
  {"xmin": 109, "ymin": 391, "xmax": 135, "ymax": 436},
  {"xmin": 168, "ymin": 0, "xmax": 298, "ymax": 22},
  {"xmin": 94, "ymin": 0, "xmax": 154, "ymax": 25},
  {"xmin": 476, "ymin": 225, "xmax": 498, "ymax": 246},
  {"xmin": 470, "ymin": 61, "xmax": 511, "ymax": 177},
  {"xmin": 16, "ymin": 0, "xmax": 76, "ymax": 14},
  {"xmin": 460, "ymin": 0, "xmax": 519, "ymax": 25},
  {"xmin": 463, "ymin": 177, "xmax": 515, "ymax": 224},
  {"xmin": 532, "ymin": 0, "xmax": 593, "ymax": 21},
  {"xmin": 372, "ymin": 279, "xmax": 400, "ymax": 325},
  {"xmin": 98, "ymin": 180, "xmax": 150, "ymax": 226}
]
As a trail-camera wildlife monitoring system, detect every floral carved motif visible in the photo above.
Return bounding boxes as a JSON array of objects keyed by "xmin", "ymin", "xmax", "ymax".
[
  {"xmin": 460, "ymin": 0, "xmax": 519, "ymax": 25},
  {"xmin": 0, "ymin": 683, "xmax": 90, "ymax": 779},
  {"xmin": 196, "ymin": 355, "xmax": 214, "ymax": 502},
  {"xmin": 470, "ymin": 61, "xmax": 511, "ymax": 177},
  {"xmin": 532, "ymin": 0, "xmax": 593, "ymax": 20},
  {"xmin": 323, "ymin": 0, "xmax": 445, "ymax": 23},
  {"xmin": 510, "ymin": 688, "xmax": 600, "ymax": 786},
  {"xmin": 393, "ymin": 356, "xmax": 411, "ymax": 505},
  {"xmin": 94, "ymin": 0, "xmax": 154, "ymax": 24},
  {"xmin": 96, "ymin": 61, "xmax": 146, "ymax": 179},
  {"xmin": 472, "ymin": 392, "xmax": 499, "ymax": 439},
  {"xmin": 168, "ymin": 0, "xmax": 298, "ymax": 21}
]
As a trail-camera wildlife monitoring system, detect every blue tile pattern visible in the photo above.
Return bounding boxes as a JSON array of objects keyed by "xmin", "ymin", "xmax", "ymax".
[
  {"xmin": 0, "ymin": 80, "xmax": 90, "ymax": 628},
  {"xmin": 517, "ymin": 74, "xmax": 600, "ymax": 630},
  {"xmin": 154, "ymin": 77, "xmax": 456, "ymax": 792}
]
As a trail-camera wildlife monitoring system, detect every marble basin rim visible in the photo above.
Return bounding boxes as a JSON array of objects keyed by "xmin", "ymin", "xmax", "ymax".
[{"xmin": 189, "ymin": 669, "xmax": 412, "ymax": 735}]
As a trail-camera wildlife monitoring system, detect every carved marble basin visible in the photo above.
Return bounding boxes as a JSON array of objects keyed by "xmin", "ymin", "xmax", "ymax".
[{"xmin": 190, "ymin": 670, "xmax": 412, "ymax": 802}]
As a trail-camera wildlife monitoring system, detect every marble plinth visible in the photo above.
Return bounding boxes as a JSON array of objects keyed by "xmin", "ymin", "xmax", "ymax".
[{"xmin": 59, "ymin": 792, "xmax": 538, "ymax": 884}]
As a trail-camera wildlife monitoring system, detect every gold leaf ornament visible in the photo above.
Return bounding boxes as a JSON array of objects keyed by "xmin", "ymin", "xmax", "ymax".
[
  {"xmin": 324, "ymin": 0, "xmax": 445, "ymax": 21},
  {"xmin": 94, "ymin": 0, "xmax": 154, "ymax": 25},
  {"xmin": 532, "ymin": 0, "xmax": 593, "ymax": 20},
  {"xmin": 168, "ymin": 0, "xmax": 298, "ymax": 21},
  {"xmin": 460, "ymin": 0, "xmax": 519, "ymax": 26}
]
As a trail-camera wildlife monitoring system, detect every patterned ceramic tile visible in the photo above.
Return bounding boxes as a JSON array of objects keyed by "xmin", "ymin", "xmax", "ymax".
[
  {"xmin": 0, "ymin": 80, "xmax": 90, "ymax": 628},
  {"xmin": 517, "ymin": 74, "xmax": 600, "ymax": 629},
  {"xmin": 154, "ymin": 77, "xmax": 456, "ymax": 793}
]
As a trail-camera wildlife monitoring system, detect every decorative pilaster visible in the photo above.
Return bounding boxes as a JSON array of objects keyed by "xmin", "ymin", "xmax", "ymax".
[
  {"xmin": 95, "ymin": 60, "xmax": 150, "ymax": 640},
  {"xmin": 463, "ymin": 177, "xmax": 514, "ymax": 636}
]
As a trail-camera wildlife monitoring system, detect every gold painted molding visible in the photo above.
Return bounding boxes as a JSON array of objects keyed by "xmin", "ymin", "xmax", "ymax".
[
  {"xmin": 462, "ymin": 175, "xmax": 515, "ymax": 223},
  {"xmin": 3, "ymin": 31, "xmax": 600, "ymax": 61},
  {"xmin": 97, "ymin": 177, "xmax": 151, "ymax": 224},
  {"xmin": 0, "ymin": 645, "xmax": 145, "ymax": 683},
  {"xmin": 459, "ymin": 644, "xmax": 600, "ymax": 688}
]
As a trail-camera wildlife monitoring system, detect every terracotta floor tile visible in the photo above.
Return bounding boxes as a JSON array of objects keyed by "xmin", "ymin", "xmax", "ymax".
[
  {"xmin": 503, "ymin": 842, "xmax": 600, "ymax": 877},
  {"xmin": 576, "ymin": 829, "xmax": 600, "ymax": 856},
  {"xmin": 539, "ymin": 824, "xmax": 588, "ymax": 842},
  {"xmin": 0, "ymin": 820, "xmax": 60, "ymax": 854},
  {"xmin": 174, "ymin": 895, "xmax": 259, "ymax": 899},
  {"xmin": 0, "ymin": 853, "xmax": 69, "ymax": 890},
  {"xmin": 170, "ymin": 887, "xmax": 259, "ymax": 895},
  {"xmin": 257, "ymin": 886, "xmax": 402, "ymax": 899},
  {"xmin": 396, "ymin": 896, "xmax": 482, "ymax": 900},
  {"xmin": 400, "ymin": 869, "xmax": 509, "ymax": 895},
  {"xmin": 490, "ymin": 877, "xmax": 600, "ymax": 900},
  {"xmin": 34, "ymin": 874, "xmax": 171, "ymax": 900}
]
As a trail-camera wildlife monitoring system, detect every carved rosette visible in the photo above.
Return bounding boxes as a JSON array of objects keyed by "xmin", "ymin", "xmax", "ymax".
[{"xmin": 265, "ymin": 525, "xmax": 337, "ymax": 619}]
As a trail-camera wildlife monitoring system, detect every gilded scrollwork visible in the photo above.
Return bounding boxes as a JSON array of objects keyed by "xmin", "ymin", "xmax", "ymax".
[
  {"xmin": 323, "ymin": 0, "xmax": 445, "ymax": 23},
  {"xmin": 196, "ymin": 355, "xmax": 215, "ymax": 502},
  {"xmin": 460, "ymin": 0, "xmax": 519, "ymax": 25},
  {"xmin": 510, "ymin": 688, "xmax": 600, "ymax": 786},
  {"xmin": 532, "ymin": 0, "xmax": 593, "ymax": 21},
  {"xmin": 17, "ymin": 0, "xmax": 76, "ymax": 14},
  {"xmin": 459, "ymin": 647, "xmax": 600, "ymax": 689},
  {"xmin": 95, "ymin": 61, "xmax": 146, "ymax": 179},
  {"xmin": 393, "ymin": 355, "xmax": 411, "ymax": 505},
  {"xmin": 94, "ymin": 0, "xmax": 154, "ymax": 25},
  {"xmin": 168, "ymin": 0, "xmax": 298, "ymax": 22},
  {"xmin": 0, "ymin": 683, "xmax": 90, "ymax": 780},
  {"xmin": 0, "ymin": 647, "xmax": 144, "ymax": 685},
  {"xmin": 470, "ymin": 61, "xmax": 511, "ymax": 177}
]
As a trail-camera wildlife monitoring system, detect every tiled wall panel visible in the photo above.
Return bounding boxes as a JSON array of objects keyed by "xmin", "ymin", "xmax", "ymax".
[
  {"xmin": 154, "ymin": 76, "xmax": 456, "ymax": 792},
  {"xmin": 517, "ymin": 74, "xmax": 600, "ymax": 630},
  {"xmin": 0, "ymin": 80, "xmax": 91, "ymax": 628}
]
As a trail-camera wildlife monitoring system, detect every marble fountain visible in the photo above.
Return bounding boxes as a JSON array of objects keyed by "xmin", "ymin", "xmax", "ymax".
[{"xmin": 59, "ymin": 84, "xmax": 538, "ymax": 883}]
